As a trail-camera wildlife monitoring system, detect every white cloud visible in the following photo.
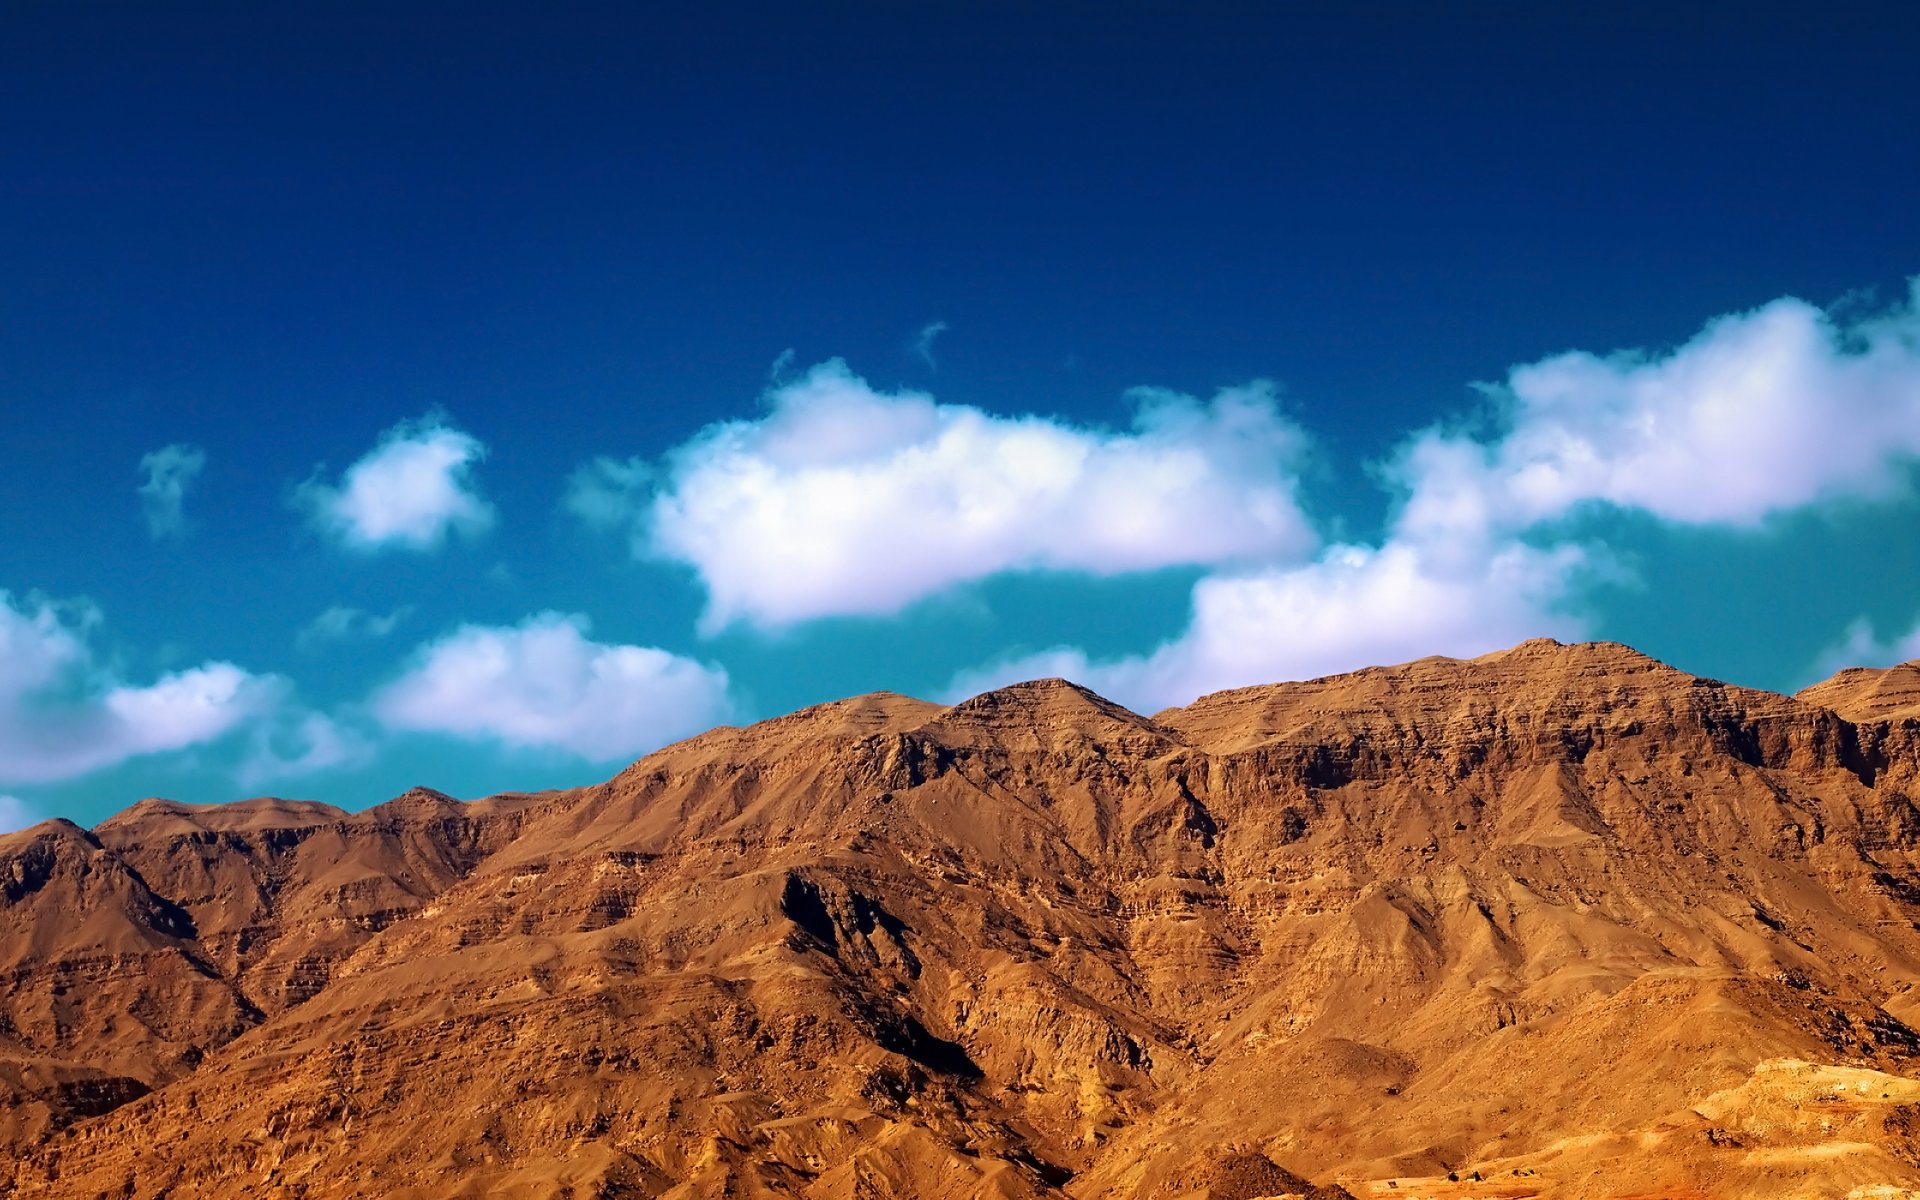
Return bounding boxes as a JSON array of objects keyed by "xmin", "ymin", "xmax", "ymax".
[
  {"xmin": 954, "ymin": 284, "xmax": 1920, "ymax": 709},
  {"xmin": 1810, "ymin": 616, "xmax": 1920, "ymax": 680},
  {"xmin": 0, "ymin": 593, "xmax": 91, "ymax": 702},
  {"xmin": 946, "ymin": 539, "xmax": 1592, "ymax": 712},
  {"xmin": 138, "ymin": 443, "xmax": 206, "ymax": 538},
  {"xmin": 0, "ymin": 795, "xmax": 39, "ymax": 835},
  {"xmin": 100, "ymin": 663, "xmax": 277, "ymax": 755},
  {"xmin": 238, "ymin": 710, "xmax": 374, "ymax": 787},
  {"xmin": 1397, "ymin": 284, "xmax": 1920, "ymax": 540},
  {"xmin": 372, "ymin": 613, "xmax": 732, "ymax": 760},
  {"xmin": 0, "ymin": 591, "xmax": 285, "ymax": 785},
  {"xmin": 296, "ymin": 604, "xmax": 411, "ymax": 651},
  {"xmin": 601, "ymin": 360, "xmax": 1318, "ymax": 632},
  {"xmin": 298, "ymin": 414, "xmax": 494, "ymax": 552}
]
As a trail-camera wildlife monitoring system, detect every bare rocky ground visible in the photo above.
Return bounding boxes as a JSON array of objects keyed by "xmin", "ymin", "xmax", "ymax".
[{"xmin": 6, "ymin": 640, "xmax": 1920, "ymax": 1198}]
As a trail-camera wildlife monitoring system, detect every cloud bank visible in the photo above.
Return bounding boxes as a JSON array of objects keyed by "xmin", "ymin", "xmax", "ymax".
[
  {"xmin": 948, "ymin": 540, "xmax": 1593, "ymax": 710},
  {"xmin": 578, "ymin": 360, "xmax": 1318, "ymax": 632},
  {"xmin": 299, "ymin": 414, "xmax": 494, "ymax": 552},
  {"xmin": 950, "ymin": 283, "xmax": 1920, "ymax": 710},
  {"xmin": 138, "ymin": 443, "xmax": 206, "ymax": 538},
  {"xmin": 35, "ymin": 279, "xmax": 1920, "ymax": 796},
  {"xmin": 373, "ymin": 613, "xmax": 732, "ymax": 760}
]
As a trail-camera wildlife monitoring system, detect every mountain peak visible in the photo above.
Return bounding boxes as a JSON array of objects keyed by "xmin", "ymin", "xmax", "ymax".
[
  {"xmin": 1798, "ymin": 660, "xmax": 1920, "ymax": 723},
  {"xmin": 0, "ymin": 815, "xmax": 94, "ymax": 852},
  {"xmin": 95, "ymin": 795, "xmax": 349, "ymax": 838},
  {"xmin": 946, "ymin": 675, "xmax": 1123, "ymax": 716},
  {"xmin": 1156, "ymin": 638, "xmax": 1748, "ymax": 755},
  {"xmin": 1469, "ymin": 636, "xmax": 1663, "ymax": 669},
  {"xmin": 937, "ymin": 676, "xmax": 1174, "ymax": 746}
]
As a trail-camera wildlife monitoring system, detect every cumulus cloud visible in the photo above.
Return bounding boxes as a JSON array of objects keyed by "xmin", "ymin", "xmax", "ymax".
[
  {"xmin": 298, "ymin": 414, "xmax": 494, "ymax": 551},
  {"xmin": 591, "ymin": 360, "xmax": 1317, "ymax": 632},
  {"xmin": 1396, "ymin": 284, "xmax": 1920, "ymax": 540},
  {"xmin": 0, "ymin": 795, "xmax": 39, "ymax": 835},
  {"xmin": 947, "ymin": 540, "xmax": 1593, "ymax": 712},
  {"xmin": 0, "ymin": 591, "xmax": 285, "ymax": 785},
  {"xmin": 948, "ymin": 283, "xmax": 1920, "ymax": 709},
  {"xmin": 296, "ymin": 604, "xmax": 411, "ymax": 651},
  {"xmin": 372, "ymin": 613, "xmax": 732, "ymax": 760},
  {"xmin": 138, "ymin": 443, "xmax": 207, "ymax": 538}
]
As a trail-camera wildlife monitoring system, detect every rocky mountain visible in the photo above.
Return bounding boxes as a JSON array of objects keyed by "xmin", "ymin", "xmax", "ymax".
[{"xmin": 6, "ymin": 639, "xmax": 1920, "ymax": 1198}]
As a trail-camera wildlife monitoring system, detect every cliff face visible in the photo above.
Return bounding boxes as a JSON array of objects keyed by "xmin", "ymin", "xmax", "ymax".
[{"xmin": 6, "ymin": 640, "xmax": 1920, "ymax": 1198}]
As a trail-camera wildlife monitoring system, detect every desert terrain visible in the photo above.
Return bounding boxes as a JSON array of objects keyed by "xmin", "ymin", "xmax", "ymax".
[{"xmin": 6, "ymin": 639, "xmax": 1920, "ymax": 1198}]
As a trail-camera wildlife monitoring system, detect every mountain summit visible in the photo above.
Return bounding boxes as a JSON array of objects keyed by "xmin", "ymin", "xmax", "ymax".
[{"xmin": 6, "ymin": 640, "xmax": 1920, "ymax": 1198}]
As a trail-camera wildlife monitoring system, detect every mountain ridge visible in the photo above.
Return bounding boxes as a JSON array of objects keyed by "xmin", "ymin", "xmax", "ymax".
[{"xmin": 7, "ymin": 639, "xmax": 1920, "ymax": 1197}]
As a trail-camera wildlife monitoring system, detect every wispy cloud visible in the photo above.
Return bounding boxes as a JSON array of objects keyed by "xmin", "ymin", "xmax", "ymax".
[
  {"xmin": 296, "ymin": 604, "xmax": 412, "ymax": 652},
  {"xmin": 297, "ymin": 414, "xmax": 494, "ymax": 552},
  {"xmin": 373, "ymin": 613, "xmax": 732, "ymax": 760},
  {"xmin": 0, "ymin": 794, "xmax": 39, "ymax": 835},
  {"xmin": 238, "ymin": 710, "xmax": 373, "ymax": 786},
  {"xmin": 137, "ymin": 443, "xmax": 207, "ymax": 539},
  {"xmin": 0, "ymin": 590, "xmax": 286, "ymax": 785},
  {"xmin": 579, "ymin": 359, "xmax": 1318, "ymax": 633},
  {"xmin": 768, "ymin": 347, "xmax": 797, "ymax": 383},
  {"xmin": 563, "ymin": 457, "xmax": 651, "ymax": 529},
  {"xmin": 912, "ymin": 320, "xmax": 949, "ymax": 370},
  {"xmin": 1809, "ymin": 615, "xmax": 1920, "ymax": 681}
]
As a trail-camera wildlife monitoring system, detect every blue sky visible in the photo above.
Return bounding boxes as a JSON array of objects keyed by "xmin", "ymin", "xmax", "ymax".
[{"xmin": 4, "ymin": 2, "xmax": 1920, "ymax": 827}]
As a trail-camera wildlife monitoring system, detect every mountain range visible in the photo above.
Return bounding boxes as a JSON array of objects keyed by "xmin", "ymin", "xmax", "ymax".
[{"xmin": 6, "ymin": 639, "xmax": 1920, "ymax": 1198}]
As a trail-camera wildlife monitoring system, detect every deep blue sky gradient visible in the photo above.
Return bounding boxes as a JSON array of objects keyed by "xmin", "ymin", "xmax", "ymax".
[{"xmin": 4, "ymin": 2, "xmax": 1919, "ymax": 821}]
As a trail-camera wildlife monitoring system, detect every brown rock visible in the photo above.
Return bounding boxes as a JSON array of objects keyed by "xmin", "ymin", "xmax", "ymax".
[
  {"xmin": 6, "ymin": 640, "xmax": 1920, "ymax": 1197},
  {"xmin": 1799, "ymin": 659, "xmax": 1920, "ymax": 723}
]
